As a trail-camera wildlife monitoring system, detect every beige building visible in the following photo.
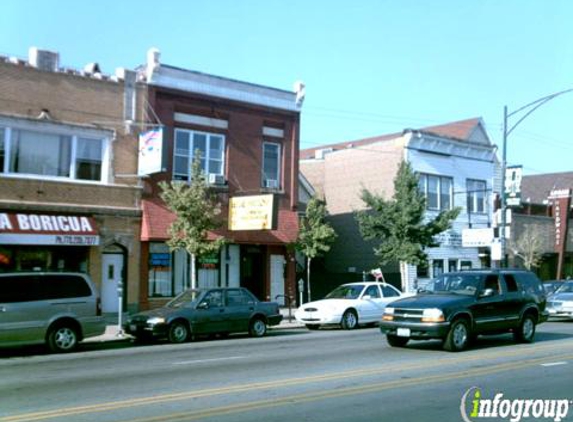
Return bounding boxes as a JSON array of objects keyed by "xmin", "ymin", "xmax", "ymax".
[{"xmin": 0, "ymin": 48, "xmax": 143, "ymax": 312}]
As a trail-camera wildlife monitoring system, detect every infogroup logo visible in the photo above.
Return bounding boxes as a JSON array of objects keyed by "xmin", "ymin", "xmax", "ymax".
[{"xmin": 460, "ymin": 387, "xmax": 572, "ymax": 422}]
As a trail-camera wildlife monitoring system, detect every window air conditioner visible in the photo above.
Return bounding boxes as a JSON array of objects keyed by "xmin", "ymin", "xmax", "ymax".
[
  {"xmin": 208, "ymin": 174, "xmax": 226, "ymax": 185},
  {"xmin": 265, "ymin": 179, "xmax": 279, "ymax": 189}
]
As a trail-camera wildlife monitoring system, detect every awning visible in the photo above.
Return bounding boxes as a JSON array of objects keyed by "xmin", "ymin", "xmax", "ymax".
[
  {"xmin": 141, "ymin": 198, "xmax": 299, "ymax": 244},
  {"xmin": 0, "ymin": 212, "xmax": 99, "ymax": 246}
]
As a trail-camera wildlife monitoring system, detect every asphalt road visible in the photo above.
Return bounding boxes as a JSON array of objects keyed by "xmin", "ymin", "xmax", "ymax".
[{"xmin": 1, "ymin": 321, "xmax": 573, "ymax": 422}]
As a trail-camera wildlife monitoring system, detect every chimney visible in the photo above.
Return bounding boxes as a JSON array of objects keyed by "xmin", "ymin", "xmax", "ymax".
[
  {"xmin": 146, "ymin": 47, "xmax": 160, "ymax": 81},
  {"xmin": 28, "ymin": 47, "xmax": 59, "ymax": 72}
]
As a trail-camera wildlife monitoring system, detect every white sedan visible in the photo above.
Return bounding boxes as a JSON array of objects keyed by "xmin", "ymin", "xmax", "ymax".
[{"xmin": 295, "ymin": 282, "xmax": 408, "ymax": 330}]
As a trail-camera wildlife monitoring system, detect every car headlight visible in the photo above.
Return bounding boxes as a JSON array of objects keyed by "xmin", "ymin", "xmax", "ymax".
[
  {"xmin": 147, "ymin": 317, "xmax": 166, "ymax": 326},
  {"xmin": 422, "ymin": 308, "xmax": 445, "ymax": 323},
  {"xmin": 382, "ymin": 307, "xmax": 395, "ymax": 321}
]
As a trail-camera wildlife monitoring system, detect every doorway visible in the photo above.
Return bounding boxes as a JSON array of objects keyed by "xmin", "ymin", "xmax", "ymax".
[
  {"xmin": 102, "ymin": 253, "xmax": 124, "ymax": 313},
  {"xmin": 240, "ymin": 246, "xmax": 265, "ymax": 300}
]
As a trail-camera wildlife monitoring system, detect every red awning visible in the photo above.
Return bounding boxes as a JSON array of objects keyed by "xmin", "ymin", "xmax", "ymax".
[{"xmin": 141, "ymin": 198, "xmax": 299, "ymax": 244}]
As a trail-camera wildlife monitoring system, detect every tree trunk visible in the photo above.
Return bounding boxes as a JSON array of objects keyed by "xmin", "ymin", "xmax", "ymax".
[
  {"xmin": 306, "ymin": 257, "xmax": 312, "ymax": 303},
  {"xmin": 191, "ymin": 253, "xmax": 197, "ymax": 289}
]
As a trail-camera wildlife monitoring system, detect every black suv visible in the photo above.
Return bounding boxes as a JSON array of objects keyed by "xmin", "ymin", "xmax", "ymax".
[{"xmin": 379, "ymin": 269, "xmax": 548, "ymax": 352}]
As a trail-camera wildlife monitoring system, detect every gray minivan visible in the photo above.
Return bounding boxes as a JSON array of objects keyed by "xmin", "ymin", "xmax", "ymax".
[{"xmin": 0, "ymin": 272, "xmax": 105, "ymax": 352}]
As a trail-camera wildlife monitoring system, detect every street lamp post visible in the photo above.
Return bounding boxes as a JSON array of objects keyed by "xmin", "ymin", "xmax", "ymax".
[{"xmin": 500, "ymin": 87, "xmax": 573, "ymax": 267}]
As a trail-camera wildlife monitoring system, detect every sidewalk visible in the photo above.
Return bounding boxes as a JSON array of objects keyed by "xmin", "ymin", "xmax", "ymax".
[{"xmin": 84, "ymin": 307, "xmax": 304, "ymax": 343}]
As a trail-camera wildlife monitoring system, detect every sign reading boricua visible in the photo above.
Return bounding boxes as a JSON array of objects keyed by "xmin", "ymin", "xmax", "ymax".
[{"xmin": 0, "ymin": 212, "xmax": 100, "ymax": 246}]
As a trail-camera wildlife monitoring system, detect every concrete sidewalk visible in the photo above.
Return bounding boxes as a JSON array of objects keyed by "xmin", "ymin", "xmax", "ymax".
[{"xmin": 84, "ymin": 308, "xmax": 304, "ymax": 343}]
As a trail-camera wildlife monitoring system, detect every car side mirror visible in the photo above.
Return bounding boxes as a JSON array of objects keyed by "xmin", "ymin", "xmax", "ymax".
[
  {"xmin": 197, "ymin": 301, "xmax": 210, "ymax": 310},
  {"xmin": 480, "ymin": 288, "xmax": 496, "ymax": 298}
]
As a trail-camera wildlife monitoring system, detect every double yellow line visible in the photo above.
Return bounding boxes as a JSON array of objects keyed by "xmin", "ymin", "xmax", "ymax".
[{"xmin": 2, "ymin": 341, "xmax": 572, "ymax": 422}]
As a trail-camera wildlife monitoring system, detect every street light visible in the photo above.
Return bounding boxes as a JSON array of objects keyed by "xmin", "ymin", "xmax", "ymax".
[{"xmin": 500, "ymin": 87, "xmax": 573, "ymax": 266}]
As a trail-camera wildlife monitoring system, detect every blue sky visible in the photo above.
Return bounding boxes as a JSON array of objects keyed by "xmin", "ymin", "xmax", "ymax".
[{"xmin": 2, "ymin": 0, "xmax": 572, "ymax": 175}]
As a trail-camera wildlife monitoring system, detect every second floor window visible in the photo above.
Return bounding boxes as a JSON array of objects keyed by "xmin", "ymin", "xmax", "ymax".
[
  {"xmin": 418, "ymin": 173, "xmax": 453, "ymax": 211},
  {"xmin": 173, "ymin": 129, "xmax": 225, "ymax": 181},
  {"xmin": 1, "ymin": 125, "xmax": 106, "ymax": 182},
  {"xmin": 262, "ymin": 142, "xmax": 281, "ymax": 189},
  {"xmin": 466, "ymin": 179, "xmax": 487, "ymax": 213}
]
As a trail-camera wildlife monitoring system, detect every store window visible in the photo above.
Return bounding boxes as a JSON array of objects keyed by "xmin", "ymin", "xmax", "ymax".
[
  {"xmin": 418, "ymin": 173, "xmax": 453, "ymax": 211},
  {"xmin": 0, "ymin": 123, "xmax": 108, "ymax": 182},
  {"xmin": 173, "ymin": 129, "xmax": 225, "ymax": 181},
  {"xmin": 432, "ymin": 260, "xmax": 444, "ymax": 278},
  {"xmin": 0, "ymin": 246, "xmax": 88, "ymax": 273},
  {"xmin": 148, "ymin": 243, "xmax": 192, "ymax": 298}
]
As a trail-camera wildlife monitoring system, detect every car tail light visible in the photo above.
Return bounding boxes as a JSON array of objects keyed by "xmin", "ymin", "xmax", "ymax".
[{"xmin": 96, "ymin": 297, "xmax": 102, "ymax": 316}]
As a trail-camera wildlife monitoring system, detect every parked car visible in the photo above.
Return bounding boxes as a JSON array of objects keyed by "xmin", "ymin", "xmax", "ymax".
[
  {"xmin": 0, "ymin": 272, "xmax": 105, "ymax": 353},
  {"xmin": 379, "ymin": 269, "xmax": 548, "ymax": 352},
  {"xmin": 547, "ymin": 281, "xmax": 573, "ymax": 319},
  {"xmin": 543, "ymin": 280, "xmax": 564, "ymax": 296},
  {"xmin": 295, "ymin": 282, "xmax": 407, "ymax": 330},
  {"xmin": 124, "ymin": 287, "xmax": 283, "ymax": 343}
]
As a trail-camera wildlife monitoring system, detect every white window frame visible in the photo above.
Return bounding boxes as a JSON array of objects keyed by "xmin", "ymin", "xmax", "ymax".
[
  {"xmin": 262, "ymin": 141, "xmax": 281, "ymax": 188},
  {"xmin": 466, "ymin": 179, "xmax": 487, "ymax": 214},
  {"xmin": 173, "ymin": 128, "xmax": 225, "ymax": 182},
  {"xmin": 418, "ymin": 173, "xmax": 453, "ymax": 211},
  {"xmin": 0, "ymin": 118, "xmax": 111, "ymax": 184}
]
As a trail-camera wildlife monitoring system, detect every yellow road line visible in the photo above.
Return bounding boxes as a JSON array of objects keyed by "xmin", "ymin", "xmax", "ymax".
[{"xmin": 2, "ymin": 340, "xmax": 573, "ymax": 422}]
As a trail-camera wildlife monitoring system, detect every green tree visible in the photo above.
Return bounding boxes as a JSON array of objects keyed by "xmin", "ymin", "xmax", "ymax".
[
  {"xmin": 355, "ymin": 161, "xmax": 460, "ymax": 290},
  {"xmin": 296, "ymin": 196, "xmax": 337, "ymax": 302},
  {"xmin": 159, "ymin": 155, "xmax": 226, "ymax": 289}
]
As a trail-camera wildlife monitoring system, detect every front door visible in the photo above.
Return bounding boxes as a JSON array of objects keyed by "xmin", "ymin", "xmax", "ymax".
[
  {"xmin": 270, "ymin": 255, "xmax": 286, "ymax": 305},
  {"xmin": 102, "ymin": 254, "xmax": 123, "ymax": 313}
]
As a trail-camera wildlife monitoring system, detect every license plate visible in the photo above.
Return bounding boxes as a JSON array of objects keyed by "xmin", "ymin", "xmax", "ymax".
[{"xmin": 397, "ymin": 328, "xmax": 411, "ymax": 337}]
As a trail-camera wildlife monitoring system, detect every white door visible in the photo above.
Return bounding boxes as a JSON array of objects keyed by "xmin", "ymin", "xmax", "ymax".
[
  {"xmin": 102, "ymin": 254, "xmax": 123, "ymax": 313},
  {"xmin": 270, "ymin": 255, "xmax": 286, "ymax": 306}
]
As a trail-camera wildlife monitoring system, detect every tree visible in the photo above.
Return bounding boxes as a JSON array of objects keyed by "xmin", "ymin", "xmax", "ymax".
[
  {"xmin": 510, "ymin": 225, "xmax": 544, "ymax": 270},
  {"xmin": 355, "ymin": 161, "xmax": 460, "ymax": 291},
  {"xmin": 159, "ymin": 155, "xmax": 226, "ymax": 289},
  {"xmin": 295, "ymin": 196, "xmax": 337, "ymax": 302}
]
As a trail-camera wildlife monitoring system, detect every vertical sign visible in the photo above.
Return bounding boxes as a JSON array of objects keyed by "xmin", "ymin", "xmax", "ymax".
[
  {"xmin": 138, "ymin": 127, "xmax": 163, "ymax": 176},
  {"xmin": 504, "ymin": 165, "xmax": 523, "ymax": 207},
  {"xmin": 550, "ymin": 189, "xmax": 571, "ymax": 280}
]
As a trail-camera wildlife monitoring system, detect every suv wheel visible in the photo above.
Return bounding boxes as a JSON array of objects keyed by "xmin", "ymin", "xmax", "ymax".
[
  {"xmin": 48, "ymin": 324, "xmax": 79, "ymax": 353},
  {"xmin": 168, "ymin": 321, "xmax": 189, "ymax": 343},
  {"xmin": 341, "ymin": 310, "xmax": 358, "ymax": 330},
  {"xmin": 514, "ymin": 314, "xmax": 536, "ymax": 343},
  {"xmin": 387, "ymin": 334, "xmax": 409, "ymax": 348},
  {"xmin": 444, "ymin": 319, "xmax": 470, "ymax": 352}
]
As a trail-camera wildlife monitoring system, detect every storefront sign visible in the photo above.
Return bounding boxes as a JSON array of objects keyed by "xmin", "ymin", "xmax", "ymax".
[
  {"xmin": 0, "ymin": 212, "xmax": 99, "ymax": 245},
  {"xmin": 228, "ymin": 194, "xmax": 277, "ymax": 231},
  {"xmin": 462, "ymin": 228, "xmax": 494, "ymax": 247},
  {"xmin": 138, "ymin": 127, "xmax": 163, "ymax": 176},
  {"xmin": 435, "ymin": 230, "xmax": 462, "ymax": 247},
  {"xmin": 550, "ymin": 189, "xmax": 571, "ymax": 253},
  {"xmin": 504, "ymin": 165, "xmax": 523, "ymax": 207}
]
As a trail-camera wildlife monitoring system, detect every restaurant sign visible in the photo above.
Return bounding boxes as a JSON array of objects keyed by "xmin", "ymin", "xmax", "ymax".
[
  {"xmin": 0, "ymin": 212, "xmax": 99, "ymax": 246},
  {"xmin": 228, "ymin": 194, "xmax": 277, "ymax": 231}
]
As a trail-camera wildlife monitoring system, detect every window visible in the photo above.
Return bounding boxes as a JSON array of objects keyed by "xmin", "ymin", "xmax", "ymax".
[
  {"xmin": 0, "ymin": 124, "xmax": 107, "ymax": 182},
  {"xmin": 173, "ymin": 129, "xmax": 225, "ymax": 181},
  {"xmin": 467, "ymin": 179, "xmax": 487, "ymax": 214},
  {"xmin": 262, "ymin": 142, "xmax": 281, "ymax": 188},
  {"xmin": 203, "ymin": 290, "xmax": 223, "ymax": 307},
  {"xmin": 226, "ymin": 289, "xmax": 253, "ymax": 306},
  {"xmin": 418, "ymin": 173, "xmax": 453, "ymax": 211},
  {"xmin": 382, "ymin": 285, "xmax": 400, "ymax": 297},
  {"xmin": 432, "ymin": 260, "xmax": 444, "ymax": 278},
  {"xmin": 364, "ymin": 285, "xmax": 381, "ymax": 298},
  {"xmin": 503, "ymin": 274, "xmax": 519, "ymax": 293}
]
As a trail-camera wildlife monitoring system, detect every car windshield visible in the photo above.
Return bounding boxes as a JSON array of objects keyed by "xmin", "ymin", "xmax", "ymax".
[
  {"xmin": 424, "ymin": 274, "xmax": 482, "ymax": 296},
  {"xmin": 555, "ymin": 282, "xmax": 573, "ymax": 294},
  {"xmin": 325, "ymin": 284, "xmax": 364, "ymax": 299},
  {"xmin": 166, "ymin": 289, "xmax": 203, "ymax": 308}
]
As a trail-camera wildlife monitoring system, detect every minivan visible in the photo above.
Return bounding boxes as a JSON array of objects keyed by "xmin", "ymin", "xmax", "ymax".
[{"xmin": 0, "ymin": 272, "xmax": 106, "ymax": 352}]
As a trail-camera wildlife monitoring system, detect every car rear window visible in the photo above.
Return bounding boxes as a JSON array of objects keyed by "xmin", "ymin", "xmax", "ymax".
[
  {"xmin": 42, "ymin": 275, "xmax": 92, "ymax": 299},
  {"xmin": 514, "ymin": 272, "xmax": 544, "ymax": 296},
  {"xmin": 0, "ymin": 274, "xmax": 92, "ymax": 303}
]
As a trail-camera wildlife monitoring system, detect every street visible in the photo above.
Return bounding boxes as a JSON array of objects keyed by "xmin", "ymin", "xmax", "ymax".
[{"xmin": 1, "ymin": 321, "xmax": 573, "ymax": 422}]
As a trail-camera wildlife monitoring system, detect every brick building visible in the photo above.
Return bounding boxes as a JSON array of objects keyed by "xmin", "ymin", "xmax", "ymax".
[
  {"xmin": 136, "ymin": 50, "xmax": 302, "ymax": 309},
  {"xmin": 0, "ymin": 48, "xmax": 143, "ymax": 313},
  {"xmin": 300, "ymin": 118, "xmax": 497, "ymax": 294}
]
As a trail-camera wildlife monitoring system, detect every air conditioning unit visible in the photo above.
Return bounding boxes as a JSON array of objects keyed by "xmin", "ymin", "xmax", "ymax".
[
  {"xmin": 265, "ymin": 179, "xmax": 279, "ymax": 189},
  {"xmin": 208, "ymin": 174, "xmax": 226, "ymax": 185}
]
